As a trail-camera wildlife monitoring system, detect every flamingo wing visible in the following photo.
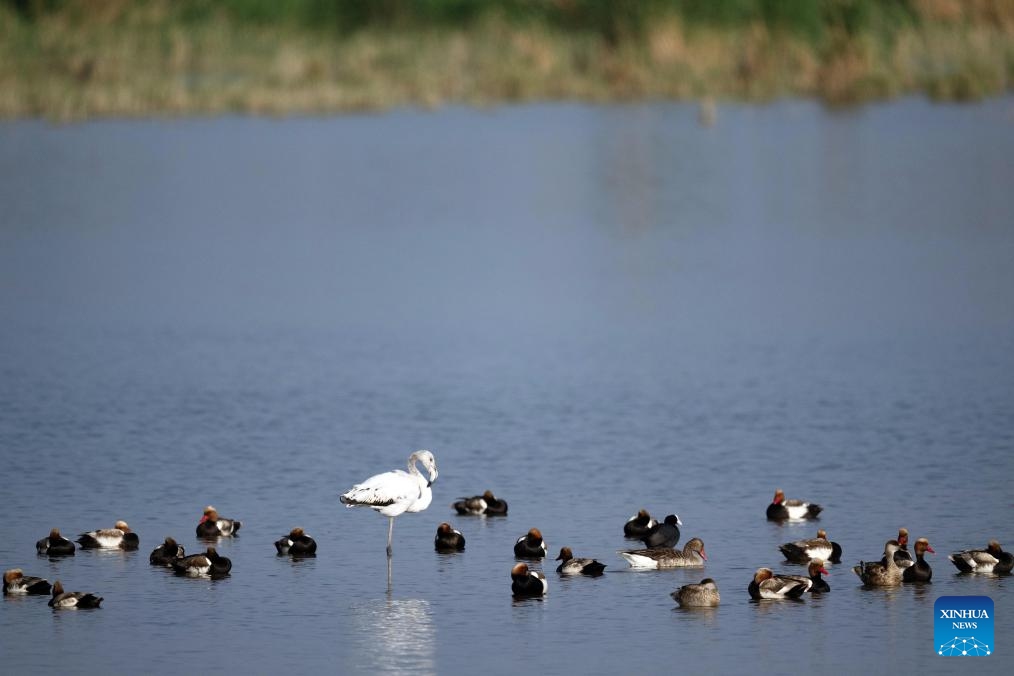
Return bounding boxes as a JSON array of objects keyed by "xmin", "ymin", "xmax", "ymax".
[{"xmin": 341, "ymin": 469, "xmax": 421, "ymax": 516}]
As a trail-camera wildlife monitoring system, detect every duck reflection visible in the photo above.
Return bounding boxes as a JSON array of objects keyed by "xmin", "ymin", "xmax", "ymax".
[{"xmin": 349, "ymin": 598, "xmax": 435, "ymax": 674}]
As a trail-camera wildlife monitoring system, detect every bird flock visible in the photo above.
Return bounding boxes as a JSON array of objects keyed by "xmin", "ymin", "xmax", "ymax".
[
  {"xmin": 336, "ymin": 452, "xmax": 1013, "ymax": 605},
  {"xmin": 6, "ymin": 450, "xmax": 1013, "ymax": 613},
  {"xmin": 4, "ymin": 505, "xmax": 316, "ymax": 609}
]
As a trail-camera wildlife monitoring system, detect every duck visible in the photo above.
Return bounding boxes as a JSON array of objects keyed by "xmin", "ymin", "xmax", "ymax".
[
  {"xmin": 196, "ymin": 506, "xmax": 241, "ymax": 538},
  {"xmin": 172, "ymin": 547, "xmax": 232, "ymax": 578},
  {"xmin": 510, "ymin": 563, "xmax": 547, "ymax": 597},
  {"xmin": 77, "ymin": 521, "xmax": 139, "ymax": 550},
  {"xmin": 748, "ymin": 568, "xmax": 812, "ymax": 599},
  {"xmin": 149, "ymin": 537, "xmax": 185, "ymax": 567},
  {"xmin": 275, "ymin": 527, "xmax": 318, "ymax": 556},
  {"xmin": 35, "ymin": 528, "xmax": 75, "ymax": 556},
  {"xmin": 806, "ymin": 560, "xmax": 831, "ymax": 592},
  {"xmin": 48, "ymin": 581, "xmax": 102, "ymax": 608},
  {"xmin": 453, "ymin": 490, "xmax": 508, "ymax": 516},
  {"xmin": 671, "ymin": 578, "xmax": 720, "ymax": 607},
  {"xmin": 640, "ymin": 514, "xmax": 682, "ymax": 549},
  {"xmin": 853, "ymin": 540, "xmax": 907, "ymax": 586},
  {"xmin": 555, "ymin": 547, "xmax": 606, "ymax": 576},
  {"xmin": 779, "ymin": 529, "xmax": 842, "ymax": 564},
  {"xmin": 766, "ymin": 489, "xmax": 822, "ymax": 521},
  {"xmin": 948, "ymin": 540, "xmax": 1013, "ymax": 574},
  {"xmin": 902, "ymin": 538, "xmax": 934, "ymax": 583},
  {"xmin": 623, "ymin": 509, "xmax": 658, "ymax": 538},
  {"xmin": 881, "ymin": 528, "xmax": 913, "ymax": 566},
  {"xmin": 514, "ymin": 528, "xmax": 548, "ymax": 559},
  {"xmin": 3, "ymin": 569, "xmax": 52, "ymax": 595},
  {"xmin": 433, "ymin": 523, "xmax": 465, "ymax": 552},
  {"xmin": 619, "ymin": 537, "xmax": 707, "ymax": 569}
]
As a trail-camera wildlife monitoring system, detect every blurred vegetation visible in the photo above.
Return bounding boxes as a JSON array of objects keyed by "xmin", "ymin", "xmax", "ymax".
[{"xmin": 0, "ymin": 0, "xmax": 1011, "ymax": 118}]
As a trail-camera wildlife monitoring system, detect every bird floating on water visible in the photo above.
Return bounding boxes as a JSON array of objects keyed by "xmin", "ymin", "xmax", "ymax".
[
  {"xmin": 275, "ymin": 528, "xmax": 317, "ymax": 556},
  {"xmin": 640, "ymin": 514, "xmax": 681, "ymax": 548},
  {"xmin": 172, "ymin": 547, "xmax": 232, "ymax": 578},
  {"xmin": 197, "ymin": 506, "xmax": 242, "ymax": 538},
  {"xmin": 854, "ymin": 540, "xmax": 909, "ymax": 586},
  {"xmin": 340, "ymin": 450, "xmax": 439, "ymax": 561},
  {"xmin": 514, "ymin": 528, "xmax": 548, "ymax": 559},
  {"xmin": 619, "ymin": 537, "xmax": 707, "ymax": 569},
  {"xmin": 77, "ymin": 521, "xmax": 139, "ymax": 550},
  {"xmin": 49, "ymin": 580, "xmax": 102, "ymax": 608},
  {"xmin": 510, "ymin": 563, "xmax": 547, "ymax": 597},
  {"xmin": 779, "ymin": 529, "xmax": 842, "ymax": 564},
  {"xmin": 36, "ymin": 528, "xmax": 75, "ymax": 557},
  {"xmin": 555, "ymin": 547, "xmax": 605, "ymax": 576},
  {"xmin": 902, "ymin": 538, "xmax": 934, "ymax": 583},
  {"xmin": 453, "ymin": 490, "xmax": 508, "ymax": 516},
  {"xmin": 748, "ymin": 568, "xmax": 812, "ymax": 599},
  {"xmin": 948, "ymin": 540, "xmax": 1013, "ymax": 575},
  {"xmin": 434, "ymin": 523, "xmax": 465, "ymax": 552},
  {"xmin": 882, "ymin": 528, "xmax": 912, "ymax": 566},
  {"xmin": 3, "ymin": 569, "xmax": 51, "ymax": 595},
  {"xmin": 672, "ymin": 578, "xmax": 720, "ymax": 607},
  {"xmin": 806, "ymin": 560, "xmax": 831, "ymax": 593},
  {"xmin": 766, "ymin": 489, "xmax": 822, "ymax": 521},
  {"xmin": 623, "ymin": 509, "xmax": 657, "ymax": 538},
  {"xmin": 149, "ymin": 537, "xmax": 185, "ymax": 567}
]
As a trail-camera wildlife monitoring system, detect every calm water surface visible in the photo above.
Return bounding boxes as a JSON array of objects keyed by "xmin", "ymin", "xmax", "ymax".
[{"xmin": 1, "ymin": 99, "xmax": 1013, "ymax": 675}]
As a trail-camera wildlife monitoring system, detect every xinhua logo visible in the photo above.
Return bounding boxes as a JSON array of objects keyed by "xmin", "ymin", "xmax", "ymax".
[{"xmin": 935, "ymin": 596, "xmax": 994, "ymax": 656}]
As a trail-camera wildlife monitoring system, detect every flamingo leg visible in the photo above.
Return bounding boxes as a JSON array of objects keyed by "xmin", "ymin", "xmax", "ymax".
[{"xmin": 387, "ymin": 517, "xmax": 395, "ymax": 558}]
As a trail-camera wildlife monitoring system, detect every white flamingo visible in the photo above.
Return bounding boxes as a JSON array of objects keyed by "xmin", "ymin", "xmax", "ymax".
[{"xmin": 340, "ymin": 450, "xmax": 439, "ymax": 562}]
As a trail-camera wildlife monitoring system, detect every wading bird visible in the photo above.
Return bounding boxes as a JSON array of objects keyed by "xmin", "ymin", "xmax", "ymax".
[{"xmin": 340, "ymin": 450, "xmax": 439, "ymax": 566}]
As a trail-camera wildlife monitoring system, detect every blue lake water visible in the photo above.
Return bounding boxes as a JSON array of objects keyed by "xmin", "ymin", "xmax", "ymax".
[{"xmin": 1, "ymin": 98, "xmax": 1013, "ymax": 674}]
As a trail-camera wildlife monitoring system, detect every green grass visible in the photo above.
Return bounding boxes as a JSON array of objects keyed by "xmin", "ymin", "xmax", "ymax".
[{"xmin": 0, "ymin": 0, "xmax": 1010, "ymax": 119}]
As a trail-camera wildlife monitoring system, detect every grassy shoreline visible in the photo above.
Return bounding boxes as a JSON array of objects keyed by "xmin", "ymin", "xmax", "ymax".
[{"xmin": 1, "ymin": 1, "xmax": 1011, "ymax": 120}]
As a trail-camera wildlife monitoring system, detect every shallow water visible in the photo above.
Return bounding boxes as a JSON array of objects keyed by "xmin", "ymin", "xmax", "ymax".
[{"xmin": 1, "ymin": 98, "xmax": 1013, "ymax": 674}]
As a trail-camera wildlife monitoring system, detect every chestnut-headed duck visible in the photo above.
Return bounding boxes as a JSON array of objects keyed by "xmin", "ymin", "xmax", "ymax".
[
  {"xmin": 196, "ymin": 506, "xmax": 242, "ymax": 538},
  {"xmin": 77, "ymin": 521, "xmax": 138, "ymax": 550},
  {"xmin": 514, "ymin": 528, "xmax": 547, "ymax": 559},
  {"xmin": 48, "ymin": 580, "xmax": 102, "ymax": 608},
  {"xmin": 766, "ymin": 489, "xmax": 822, "ymax": 521},
  {"xmin": 510, "ymin": 563, "xmax": 547, "ymax": 597},
  {"xmin": 555, "ymin": 547, "xmax": 605, "ymax": 576},
  {"xmin": 36, "ymin": 528, "xmax": 75, "ymax": 556}
]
